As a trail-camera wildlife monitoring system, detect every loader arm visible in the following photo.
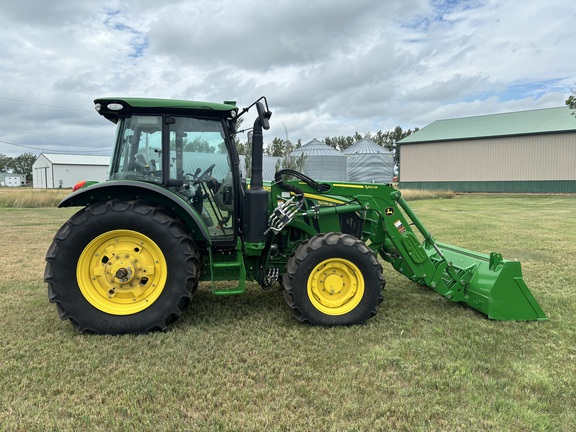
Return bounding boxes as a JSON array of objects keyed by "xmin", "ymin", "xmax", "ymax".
[{"xmin": 271, "ymin": 180, "xmax": 546, "ymax": 321}]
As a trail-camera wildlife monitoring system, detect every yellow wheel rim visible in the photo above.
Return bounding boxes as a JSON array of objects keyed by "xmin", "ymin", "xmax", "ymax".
[
  {"xmin": 307, "ymin": 258, "xmax": 365, "ymax": 316},
  {"xmin": 77, "ymin": 229, "xmax": 167, "ymax": 315}
]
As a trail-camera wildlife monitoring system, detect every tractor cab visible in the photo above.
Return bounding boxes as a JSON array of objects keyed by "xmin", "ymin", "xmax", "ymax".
[{"xmin": 95, "ymin": 98, "xmax": 242, "ymax": 242}]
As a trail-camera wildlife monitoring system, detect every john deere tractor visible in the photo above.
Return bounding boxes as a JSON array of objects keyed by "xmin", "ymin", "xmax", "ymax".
[{"xmin": 45, "ymin": 97, "xmax": 546, "ymax": 334}]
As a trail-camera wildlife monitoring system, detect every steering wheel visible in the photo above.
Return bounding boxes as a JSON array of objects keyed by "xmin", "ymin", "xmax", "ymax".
[{"xmin": 194, "ymin": 164, "xmax": 216, "ymax": 183}]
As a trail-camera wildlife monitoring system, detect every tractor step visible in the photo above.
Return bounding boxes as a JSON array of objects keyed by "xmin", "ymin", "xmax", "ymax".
[{"xmin": 210, "ymin": 241, "xmax": 246, "ymax": 295}]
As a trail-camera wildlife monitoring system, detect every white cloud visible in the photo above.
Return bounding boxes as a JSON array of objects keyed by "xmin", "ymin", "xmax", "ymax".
[{"xmin": 0, "ymin": 0, "xmax": 574, "ymax": 157}]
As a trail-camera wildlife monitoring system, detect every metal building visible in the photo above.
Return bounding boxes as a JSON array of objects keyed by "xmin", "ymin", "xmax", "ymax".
[
  {"xmin": 342, "ymin": 139, "xmax": 394, "ymax": 183},
  {"xmin": 398, "ymin": 107, "xmax": 576, "ymax": 192},
  {"xmin": 33, "ymin": 153, "xmax": 110, "ymax": 189},
  {"xmin": 290, "ymin": 139, "xmax": 347, "ymax": 181}
]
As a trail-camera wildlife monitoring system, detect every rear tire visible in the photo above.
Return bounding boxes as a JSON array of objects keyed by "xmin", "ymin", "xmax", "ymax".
[
  {"xmin": 45, "ymin": 199, "xmax": 200, "ymax": 334},
  {"xmin": 282, "ymin": 232, "xmax": 385, "ymax": 326}
]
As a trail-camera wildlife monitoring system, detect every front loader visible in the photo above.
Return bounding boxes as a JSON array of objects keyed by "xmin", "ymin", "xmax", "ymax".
[{"xmin": 45, "ymin": 97, "xmax": 546, "ymax": 334}]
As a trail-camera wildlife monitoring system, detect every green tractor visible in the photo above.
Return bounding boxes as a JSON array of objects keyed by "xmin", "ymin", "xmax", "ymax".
[{"xmin": 45, "ymin": 97, "xmax": 547, "ymax": 334}]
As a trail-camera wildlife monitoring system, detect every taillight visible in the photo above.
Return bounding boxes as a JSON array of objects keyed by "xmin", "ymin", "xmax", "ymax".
[{"xmin": 72, "ymin": 180, "xmax": 86, "ymax": 192}]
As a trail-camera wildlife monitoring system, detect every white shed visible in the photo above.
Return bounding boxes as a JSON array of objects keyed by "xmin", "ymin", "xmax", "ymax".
[
  {"xmin": 33, "ymin": 153, "xmax": 110, "ymax": 189},
  {"xmin": 0, "ymin": 172, "xmax": 26, "ymax": 187}
]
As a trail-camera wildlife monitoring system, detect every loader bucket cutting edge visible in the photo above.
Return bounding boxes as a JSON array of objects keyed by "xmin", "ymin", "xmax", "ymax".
[{"xmin": 430, "ymin": 242, "xmax": 547, "ymax": 321}]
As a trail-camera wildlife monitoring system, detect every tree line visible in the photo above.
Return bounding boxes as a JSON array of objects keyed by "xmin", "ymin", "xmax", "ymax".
[{"xmin": 236, "ymin": 125, "xmax": 418, "ymax": 175}]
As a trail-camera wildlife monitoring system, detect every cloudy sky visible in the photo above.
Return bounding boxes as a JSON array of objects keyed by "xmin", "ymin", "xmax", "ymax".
[{"xmin": 0, "ymin": 0, "xmax": 574, "ymax": 157}]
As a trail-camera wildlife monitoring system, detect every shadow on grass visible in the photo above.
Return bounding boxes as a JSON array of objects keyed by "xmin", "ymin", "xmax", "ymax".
[{"xmin": 176, "ymin": 282, "xmax": 294, "ymax": 329}]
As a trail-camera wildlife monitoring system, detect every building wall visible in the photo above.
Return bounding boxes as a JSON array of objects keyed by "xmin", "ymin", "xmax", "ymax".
[
  {"xmin": 51, "ymin": 165, "xmax": 108, "ymax": 188},
  {"xmin": 399, "ymin": 180, "xmax": 576, "ymax": 193},
  {"xmin": 400, "ymin": 132, "xmax": 576, "ymax": 192},
  {"xmin": 33, "ymin": 155, "xmax": 109, "ymax": 188}
]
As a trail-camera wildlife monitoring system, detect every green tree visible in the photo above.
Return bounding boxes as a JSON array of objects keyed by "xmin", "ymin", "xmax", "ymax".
[
  {"xmin": 273, "ymin": 138, "xmax": 306, "ymax": 173},
  {"xmin": 183, "ymin": 137, "xmax": 215, "ymax": 153},
  {"xmin": 0, "ymin": 153, "xmax": 13, "ymax": 172},
  {"xmin": 566, "ymin": 87, "xmax": 576, "ymax": 116},
  {"xmin": 265, "ymin": 137, "xmax": 286, "ymax": 157},
  {"xmin": 323, "ymin": 135, "xmax": 354, "ymax": 151},
  {"xmin": 8, "ymin": 152, "xmax": 37, "ymax": 183}
]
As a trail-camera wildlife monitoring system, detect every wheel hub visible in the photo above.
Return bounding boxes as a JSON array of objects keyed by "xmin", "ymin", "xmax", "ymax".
[
  {"xmin": 112, "ymin": 262, "xmax": 134, "ymax": 284},
  {"xmin": 77, "ymin": 230, "xmax": 167, "ymax": 315},
  {"xmin": 307, "ymin": 258, "xmax": 365, "ymax": 315}
]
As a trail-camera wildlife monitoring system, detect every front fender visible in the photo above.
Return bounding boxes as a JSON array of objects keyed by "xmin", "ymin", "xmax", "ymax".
[{"xmin": 59, "ymin": 181, "xmax": 211, "ymax": 244}]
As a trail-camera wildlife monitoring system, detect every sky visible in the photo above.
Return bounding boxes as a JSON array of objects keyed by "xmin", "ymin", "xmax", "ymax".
[{"xmin": 0, "ymin": 0, "xmax": 574, "ymax": 157}]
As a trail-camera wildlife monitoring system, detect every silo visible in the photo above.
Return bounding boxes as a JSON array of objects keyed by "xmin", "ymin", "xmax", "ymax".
[
  {"xmin": 342, "ymin": 139, "xmax": 394, "ymax": 183},
  {"xmin": 290, "ymin": 139, "xmax": 347, "ymax": 181}
]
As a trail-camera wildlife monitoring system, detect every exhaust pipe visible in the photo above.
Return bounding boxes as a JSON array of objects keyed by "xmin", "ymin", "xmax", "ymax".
[{"xmin": 244, "ymin": 101, "xmax": 271, "ymax": 244}]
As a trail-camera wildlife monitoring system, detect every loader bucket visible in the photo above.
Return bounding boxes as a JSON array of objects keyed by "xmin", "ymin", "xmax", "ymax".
[
  {"xmin": 431, "ymin": 241, "xmax": 547, "ymax": 321},
  {"xmin": 394, "ymin": 196, "xmax": 547, "ymax": 321}
]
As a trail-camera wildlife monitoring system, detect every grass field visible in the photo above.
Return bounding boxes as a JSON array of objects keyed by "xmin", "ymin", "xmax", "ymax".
[
  {"xmin": 0, "ymin": 194, "xmax": 574, "ymax": 431},
  {"xmin": 0, "ymin": 188, "xmax": 71, "ymax": 208}
]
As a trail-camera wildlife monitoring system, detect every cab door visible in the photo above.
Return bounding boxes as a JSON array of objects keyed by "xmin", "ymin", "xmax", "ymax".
[{"xmin": 167, "ymin": 116, "xmax": 237, "ymax": 241}]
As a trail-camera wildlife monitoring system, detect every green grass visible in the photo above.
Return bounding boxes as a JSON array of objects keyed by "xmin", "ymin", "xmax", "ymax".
[{"xmin": 0, "ymin": 195, "xmax": 575, "ymax": 431}]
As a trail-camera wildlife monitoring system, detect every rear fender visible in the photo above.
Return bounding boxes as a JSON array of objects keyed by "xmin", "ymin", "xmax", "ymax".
[{"xmin": 59, "ymin": 181, "xmax": 211, "ymax": 244}]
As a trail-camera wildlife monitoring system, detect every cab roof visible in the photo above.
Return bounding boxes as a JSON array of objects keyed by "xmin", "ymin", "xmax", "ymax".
[{"xmin": 94, "ymin": 97, "xmax": 238, "ymax": 123}]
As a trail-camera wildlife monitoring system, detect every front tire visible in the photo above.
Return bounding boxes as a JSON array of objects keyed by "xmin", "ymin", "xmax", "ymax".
[
  {"xmin": 282, "ymin": 232, "xmax": 385, "ymax": 326},
  {"xmin": 45, "ymin": 199, "xmax": 200, "ymax": 334}
]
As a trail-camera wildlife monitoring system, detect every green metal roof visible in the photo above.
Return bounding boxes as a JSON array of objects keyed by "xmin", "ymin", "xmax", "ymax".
[{"xmin": 400, "ymin": 106, "xmax": 576, "ymax": 144}]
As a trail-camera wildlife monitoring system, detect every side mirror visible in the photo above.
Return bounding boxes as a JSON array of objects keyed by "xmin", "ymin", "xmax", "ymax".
[{"xmin": 256, "ymin": 101, "xmax": 271, "ymax": 130}]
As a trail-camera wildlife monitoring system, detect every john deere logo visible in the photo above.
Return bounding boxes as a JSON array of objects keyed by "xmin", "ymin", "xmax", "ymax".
[{"xmin": 385, "ymin": 207, "xmax": 394, "ymax": 216}]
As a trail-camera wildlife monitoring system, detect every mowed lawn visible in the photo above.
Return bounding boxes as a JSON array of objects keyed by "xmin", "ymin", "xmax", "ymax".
[{"xmin": 0, "ymin": 194, "xmax": 574, "ymax": 431}]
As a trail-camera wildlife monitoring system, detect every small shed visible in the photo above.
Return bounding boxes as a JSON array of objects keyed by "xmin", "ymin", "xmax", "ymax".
[
  {"xmin": 290, "ymin": 139, "xmax": 347, "ymax": 181},
  {"xmin": 33, "ymin": 153, "xmax": 110, "ymax": 189},
  {"xmin": 342, "ymin": 139, "xmax": 394, "ymax": 183}
]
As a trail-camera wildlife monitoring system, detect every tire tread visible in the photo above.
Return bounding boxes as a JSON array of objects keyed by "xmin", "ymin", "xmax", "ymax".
[{"xmin": 282, "ymin": 232, "xmax": 385, "ymax": 325}]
